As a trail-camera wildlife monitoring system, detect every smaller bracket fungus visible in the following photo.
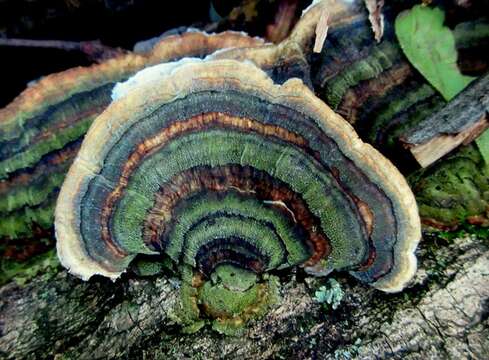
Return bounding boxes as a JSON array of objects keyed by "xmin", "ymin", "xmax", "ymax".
[
  {"xmin": 205, "ymin": 0, "xmax": 325, "ymax": 85},
  {"xmin": 55, "ymin": 58, "xmax": 420, "ymax": 332},
  {"xmin": 207, "ymin": 0, "xmax": 360, "ymax": 86}
]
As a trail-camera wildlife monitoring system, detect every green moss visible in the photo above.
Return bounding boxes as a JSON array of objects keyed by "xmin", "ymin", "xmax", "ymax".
[
  {"xmin": 211, "ymin": 264, "xmax": 257, "ymax": 291},
  {"xmin": 181, "ymin": 321, "xmax": 206, "ymax": 334},
  {"xmin": 409, "ymin": 144, "xmax": 489, "ymax": 226},
  {"xmin": 428, "ymin": 223, "xmax": 489, "ymax": 243},
  {"xmin": 201, "ymin": 281, "xmax": 260, "ymax": 317},
  {"xmin": 202, "ymin": 273, "xmax": 279, "ymax": 336},
  {"xmin": 131, "ymin": 259, "xmax": 165, "ymax": 277},
  {"xmin": 171, "ymin": 266, "xmax": 202, "ymax": 328}
]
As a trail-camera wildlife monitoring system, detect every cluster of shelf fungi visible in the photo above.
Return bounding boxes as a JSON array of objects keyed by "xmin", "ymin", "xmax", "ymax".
[{"xmin": 0, "ymin": 0, "xmax": 488, "ymax": 357}]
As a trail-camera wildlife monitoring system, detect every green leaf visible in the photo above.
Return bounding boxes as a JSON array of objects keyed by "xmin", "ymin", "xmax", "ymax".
[
  {"xmin": 475, "ymin": 129, "xmax": 489, "ymax": 165},
  {"xmin": 395, "ymin": 5, "xmax": 476, "ymax": 101}
]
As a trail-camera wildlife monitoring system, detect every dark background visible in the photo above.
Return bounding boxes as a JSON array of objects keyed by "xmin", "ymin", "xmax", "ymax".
[
  {"xmin": 0, "ymin": 0, "xmax": 310, "ymax": 107},
  {"xmin": 2, "ymin": 0, "xmax": 487, "ymax": 108},
  {"xmin": 0, "ymin": 0, "xmax": 212, "ymax": 107}
]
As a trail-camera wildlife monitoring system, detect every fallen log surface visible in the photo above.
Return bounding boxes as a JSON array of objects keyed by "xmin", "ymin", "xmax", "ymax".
[
  {"xmin": 401, "ymin": 72, "xmax": 489, "ymax": 168},
  {"xmin": 0, "ymin": 233, "xmax": 487, "ymax": 359}
]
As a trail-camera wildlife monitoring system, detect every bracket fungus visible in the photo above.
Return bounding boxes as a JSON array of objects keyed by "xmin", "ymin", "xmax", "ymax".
[
  {"xmin": 55, "ymin": 58, "xmax": 420, "ymax": 331},
  {"xmin": 0, "ymin": 31, "xmax": 262, "ymax": 265},
  {"xmin": 207, "ymin": 0, "xmax": 331, "ymax": 86}
]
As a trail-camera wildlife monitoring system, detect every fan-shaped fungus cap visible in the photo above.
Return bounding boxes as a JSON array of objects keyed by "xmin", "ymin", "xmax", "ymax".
[{"xmin": 55, "ymin": 58, "xmax": 420, "ymax": 293}]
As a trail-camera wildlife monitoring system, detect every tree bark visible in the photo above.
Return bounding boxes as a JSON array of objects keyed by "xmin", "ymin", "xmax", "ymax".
[
  {"xmin": 1, "ymin": 232, "xmax": 487, "ymax": 359},
  {"xmin": 400, "ymin": 72, "xmax": 489, "ymax": 168}
]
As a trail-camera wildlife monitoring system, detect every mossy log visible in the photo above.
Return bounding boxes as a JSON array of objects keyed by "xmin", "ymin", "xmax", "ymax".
[
  {"xmin": 409, "ymin": 144, "xmax": 489, "ymax": 229},
  {"xmin": 0, "ymin": 232, "xmax": 487, "ymax": 359}
]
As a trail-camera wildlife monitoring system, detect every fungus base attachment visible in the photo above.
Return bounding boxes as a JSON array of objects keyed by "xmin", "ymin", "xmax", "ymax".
[{"xmin": 175, "ymin": 264, "xmax": 279, "ymax": 335}]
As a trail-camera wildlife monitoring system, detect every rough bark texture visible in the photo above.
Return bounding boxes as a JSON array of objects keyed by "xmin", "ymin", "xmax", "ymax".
[
  {"xmin": 1, "ymin": 232, "xmax": 487, "ymax": 359},
  {"xmin": 401, "ymin": 72, "xmax": 489, "ymax": 167}
]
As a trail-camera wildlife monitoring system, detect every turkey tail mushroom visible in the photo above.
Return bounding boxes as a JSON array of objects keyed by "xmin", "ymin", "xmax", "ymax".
[{"xmin": 55, "ymin": 59, "xmax": 420, "ymax": 294}]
